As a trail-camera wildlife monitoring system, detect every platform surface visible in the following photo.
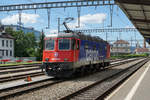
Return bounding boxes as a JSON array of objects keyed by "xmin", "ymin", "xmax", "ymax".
[
  {"xmin": 106, "ymin": 60, "xmax": 150, "ymax": 100},
  {"xmin": 0, "ymin": 75, "xmax": 51, "ymax": 91}
]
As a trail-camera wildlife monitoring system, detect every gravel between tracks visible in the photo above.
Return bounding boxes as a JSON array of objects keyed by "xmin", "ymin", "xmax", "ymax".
[{"xmin": 7, "ymin": 59, "xmax": 143, "ymax": 100}]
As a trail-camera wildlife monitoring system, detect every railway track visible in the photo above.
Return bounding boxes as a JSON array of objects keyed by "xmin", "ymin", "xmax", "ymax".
[
  {"xmin": 0, "ymin": 63, "xmax": 41, "ymax": 68},
  {"xmin": 0, "ymin": 58, "xmax": 145, "ymax": 100},
  {"xmin": 0, "ymin": 64, "xmax": 42, "ymax": 83},
  {"xmin": 110, "ymin": 58, "xmax": 125, "ymax": 63},
  {"xmin": 0, "ymin": 66, "xmax": 40, "ymax": 75},
  {"xmin": 0, "ymin": 63, "xmax": 41, "ymax": 69},
  {"xmin": 60, "ymin": 58, "xmax": 149, "ymax": 100},
  {"xmin": 0, "ymin": 58, "xmax": 140, "ymax": 83},
  {"xmin": 0, "ymin": 78, "xmax": 64, "ymax": 100},
  {"xmin": 0, "ymin": 72, "xmax": 44, "ymax": 83}
]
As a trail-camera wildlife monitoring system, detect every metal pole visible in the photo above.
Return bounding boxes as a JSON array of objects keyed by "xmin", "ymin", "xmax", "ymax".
[
  {"xmin": 77, "ymin": 7, "xmax": 81, "ymax": 28},
  {"xmin": 106, "ymin": 32, "xmax": 108, "ymax": 41},
  {"xmin": 46, "ymin": 9, "xmax": 51, "ymax": 29},
  {"xmin": 58, "ymin": 17, "xmax": 60, "ymax": 33}
]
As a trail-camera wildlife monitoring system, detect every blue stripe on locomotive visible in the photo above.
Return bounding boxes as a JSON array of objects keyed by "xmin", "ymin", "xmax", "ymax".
[{"xmin": 79, "ymin": 39, "xmax": 107, "ymax": 61}]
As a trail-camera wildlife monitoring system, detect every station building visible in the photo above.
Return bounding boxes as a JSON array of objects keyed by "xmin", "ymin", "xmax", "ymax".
[{"xmin": 0, "ymin": 32, "xmax": 14, "ymax": 59}]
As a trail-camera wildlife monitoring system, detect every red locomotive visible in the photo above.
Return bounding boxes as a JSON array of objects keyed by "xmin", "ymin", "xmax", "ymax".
[{"xmin": 42, "ymin": 22, "xmax": 110, "ymax": 78}]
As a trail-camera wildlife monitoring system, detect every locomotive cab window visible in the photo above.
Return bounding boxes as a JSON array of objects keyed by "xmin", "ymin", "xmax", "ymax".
[
  {"xmin": 59, "ymin": 38, "xmax": 70, "ymax": 50},
  {"xmin": 45, "ymin": 39, "xmax": 55, "ymax": 50},
  {"xmin": 77, "ymin": 40, "xmax": 80, "ymax": 50},
  {"xmin": 72, "ymin": 39, "xmax": 76, "ymax": 50}
]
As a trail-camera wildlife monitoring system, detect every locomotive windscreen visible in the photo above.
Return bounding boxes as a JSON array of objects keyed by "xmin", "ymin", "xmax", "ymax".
[
  {"xmin": 58, "ymin": 38, "xmax": 70, "ymax": 50},
  {"xmin": 45, "ymin": 39, "xmax": 55, "ymax": 50}
]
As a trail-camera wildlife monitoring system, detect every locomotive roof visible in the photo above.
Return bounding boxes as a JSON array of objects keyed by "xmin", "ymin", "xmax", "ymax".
[
  {"xmin": 45, "ymin": 32, "xmax": 108, "ymax": 43},
  {"xmin": 46, "ymin": 32, "xmax": 79, "ymax": 38}
]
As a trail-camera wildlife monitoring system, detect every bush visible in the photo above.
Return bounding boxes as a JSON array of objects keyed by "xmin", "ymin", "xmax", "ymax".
[{"xmin": 111, "ymin": 53, "xmax": 149, "ymax": 59}]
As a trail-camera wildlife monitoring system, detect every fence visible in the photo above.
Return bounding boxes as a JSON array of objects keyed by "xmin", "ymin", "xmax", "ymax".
[{"xmin": 0, "ymin": 57, "xmax": 37, "ymax": 64}]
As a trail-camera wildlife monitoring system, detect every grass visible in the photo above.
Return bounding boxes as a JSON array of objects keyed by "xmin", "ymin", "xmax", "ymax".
[{"xmin": 0, "ymin": 61, "xmax": 42, "ymax": 67}]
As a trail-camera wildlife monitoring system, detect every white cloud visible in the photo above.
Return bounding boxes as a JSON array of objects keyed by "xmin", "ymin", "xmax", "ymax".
[
  {"xmin": 1, "ymin": 13, "xmax": 40, "ymax": 25},
  {"xmin": 80, "ymin": 13, "xmax": 106, "ymax": 24},
  {"xmin": 68, "ymin": 22, "xmax": 85, "ymax": 29},
  {"xmin": 68, "ymin": 13, "xmax": 106, "ymax": 29}
]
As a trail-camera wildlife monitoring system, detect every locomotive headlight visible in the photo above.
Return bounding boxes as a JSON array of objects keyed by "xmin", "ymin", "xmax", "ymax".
[{"xmin": 45, "ymin": 58, "xmax": 49, "ymax": 61}]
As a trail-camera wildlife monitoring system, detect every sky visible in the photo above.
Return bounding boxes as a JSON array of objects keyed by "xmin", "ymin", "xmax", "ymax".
[{"xmin": 0, "ymin": 0, "xmax": 146, "ymax": 47}]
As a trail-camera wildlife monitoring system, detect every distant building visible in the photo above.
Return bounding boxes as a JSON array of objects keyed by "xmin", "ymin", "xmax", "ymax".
[
  {"xmin": 111, "ymin": 40, "xmax": 131, "ymax": 56},
  {"xmin": 0, "ymin": 32, "xmax": 14, "ymax": 59},
  {"xmin": 130, "ymin": 46, "xmax": 136, "ymax": 54},
  {"xmin": 134, "ymin": 38, "xmax": 150, "ymax": 54},
  {"xmin": 3, "ymin": 25, "xmax": 41, "ymax": 41},
  {"xmin": 134, "ymin": 48, "xmax": 149, "ymax": 54}
]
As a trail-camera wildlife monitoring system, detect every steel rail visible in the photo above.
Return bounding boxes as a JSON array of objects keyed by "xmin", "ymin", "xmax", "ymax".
[
  {"xmin": 0, "ymin": 72, "xmax": 44, "ymax": 83},
  {"xmin": 0, "ymin": 58, "xmax": 143, "ymax": 99},
  {"xmin": 0, "ymin": 63, "xmax": 41, "ymax": 70},
  {"xmin": 0, "ymin": 67, "xmax": 40, "ymax": 75},
  {"xmin": 0, "ymin": 58, "xmax": 139, "ymax": 83},
  {"xmin": 60, "ymin": 58, "xmax": 148, "ymax": 100},
  {"xmin": 0, "ymin": 78, "xmax": 64, "ymax": 100}
]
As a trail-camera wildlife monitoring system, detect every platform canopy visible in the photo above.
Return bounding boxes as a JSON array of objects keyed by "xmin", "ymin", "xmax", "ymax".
[{"xmin": 115, "ymin": 0, "xmax": 150, "ymax": 43}]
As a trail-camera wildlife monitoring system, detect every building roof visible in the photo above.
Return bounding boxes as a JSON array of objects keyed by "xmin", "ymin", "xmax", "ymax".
[
  {"xmin": 114, "ymin": 40, "xmax": 129, "ymax": 44},
  {"xmin": 116, "ymin": 0, "xmax": 150, "ymax": 44},
  {"xmin": 0, "ymin": 32, "xmax": 14, "ymax": 39},
  {"xmin": 135, "ymin": 48, "xmax": 149, "ymax": 52}
]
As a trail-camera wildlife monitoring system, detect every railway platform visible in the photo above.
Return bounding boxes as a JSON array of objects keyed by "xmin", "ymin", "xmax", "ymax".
[
  {"xmin": 106, "ymin": 60, "xmax": 150, "ymax": 100},
  {"xmin": 0, "ymin": 75, "xmax": 51, "ymax": 91}
]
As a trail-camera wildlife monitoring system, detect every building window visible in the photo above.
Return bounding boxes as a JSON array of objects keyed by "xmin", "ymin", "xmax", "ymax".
[
  {"xmin": 10, "ymin": 50, "xmax": 12, "ymax": 56},
  {"xmin": 6, "ymin": 50, "xmax": 8, "ymax": 56},
  {"xmin": 2, "ymin": 50, "xmax": 4, "ymax": 56},
  {"xmin": 6, "ymin": 40, "xmax": 8, "ymax": 47},
  {"xmin": 10, "ymin": 40, "xmax": 12, "ymax": 48},
  {"xmin": 2, "ymin": 40, "xmax": 4, "ymax": 47}
]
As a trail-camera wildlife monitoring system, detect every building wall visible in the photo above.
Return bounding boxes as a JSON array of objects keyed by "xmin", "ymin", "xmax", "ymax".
[
  {"xmin": 0, "ymin": 38, "xmax": 14, "ymax": 59},
  {"xmin": 111, "ymin": 43, "xmax": 131, "ymax": 56}
]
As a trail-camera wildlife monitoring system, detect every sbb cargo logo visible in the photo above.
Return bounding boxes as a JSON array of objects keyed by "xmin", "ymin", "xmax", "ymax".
[{"xmin": 86, "ymin": 50, "xmax": 99, "ymax": 61}]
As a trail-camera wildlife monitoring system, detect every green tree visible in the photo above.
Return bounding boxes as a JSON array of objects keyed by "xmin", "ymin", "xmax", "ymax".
[
  {"xmin": 5, "ymin": 27, "xmax": 13, "ymax": 35},
  {"xmin": 5, "ymin": 27, "xmax": 37, "ymax": 57},
  {"xmin": 13, "ymin": 30, "xmax": 27, "ymax": 57},
  {"xmin": 36, "ymin": 30, "xmax": 45, "ymax": 61},
  {"xmin": 25, "ymin": 32, "xmax": 37, "ymax": 57}
]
